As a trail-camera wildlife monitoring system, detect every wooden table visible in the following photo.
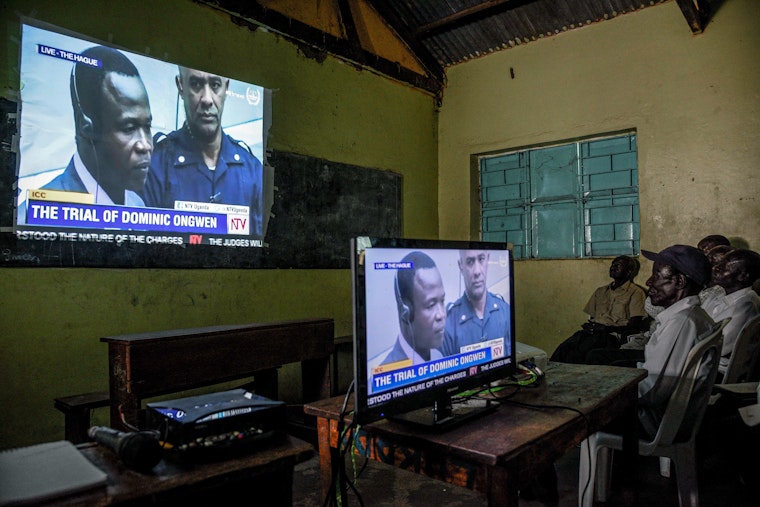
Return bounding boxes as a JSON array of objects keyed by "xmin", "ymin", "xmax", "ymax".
[
  {"xmin": 39, "ymin": 435, "xmax": 313, "ymax": 506},
  {"xmin": 101, "ymin": 318, "xmax": 334, "ymax": 432},
  {"xmin": 304, "ymin": 362, "xmax": 646, "ymax": 507}
]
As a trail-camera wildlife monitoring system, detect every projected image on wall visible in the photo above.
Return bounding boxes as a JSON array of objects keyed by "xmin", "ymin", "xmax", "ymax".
[{"xmin": 15, "ymin": 20, "xmax": 271, "ymax": 249}]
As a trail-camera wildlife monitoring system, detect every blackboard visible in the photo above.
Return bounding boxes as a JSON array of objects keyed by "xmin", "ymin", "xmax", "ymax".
[{"xmin": 0, "ymin": 99, "xmax": 402, "ymax": 269}]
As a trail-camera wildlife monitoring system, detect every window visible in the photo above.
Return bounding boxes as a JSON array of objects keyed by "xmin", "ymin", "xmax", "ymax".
[{"xmin": 480, "ymin": 132, "xmax": 639, "ymax": 259}]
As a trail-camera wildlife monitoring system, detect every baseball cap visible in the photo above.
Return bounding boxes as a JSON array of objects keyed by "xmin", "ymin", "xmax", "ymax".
[{"xmin": 641, "ymin": 244, "xmax": 711, "ymax": 288}]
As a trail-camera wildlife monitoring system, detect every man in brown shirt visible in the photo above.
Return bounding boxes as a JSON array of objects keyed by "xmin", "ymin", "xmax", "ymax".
[{"xmin": 550, "ymin": 256, "xmax": 648, "ymax": 364}]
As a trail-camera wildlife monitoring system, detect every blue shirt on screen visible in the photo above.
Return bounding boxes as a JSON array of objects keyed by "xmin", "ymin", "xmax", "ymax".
[
  {"xmin": 142, "ymin": 125, "xmax": 263, "ymax": 237},
  {"xmin": 442, "ymin": 291, "xmax": 511, "ymax": 357}
]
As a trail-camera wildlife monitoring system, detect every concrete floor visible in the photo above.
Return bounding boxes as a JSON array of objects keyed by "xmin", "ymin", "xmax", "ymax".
[{"xmin": 292, "ymin": 438, "xmax": 758, "ymax": 506}]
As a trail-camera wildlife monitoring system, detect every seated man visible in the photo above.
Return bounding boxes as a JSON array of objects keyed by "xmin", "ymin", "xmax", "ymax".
[
  {"xmin": 697, "ymin": 234, "xmax": 731, "ymax": 255},
  {"xmin": 637, "ymin": 245, "xmax": 715, "ymax": 438},
  {"xmin": 699, "ymin": 248, "xmax": 760, "ymax": 379},
  {"xmin": 706, "ymin": 244, "xmax": 735, "ymax": 266},
  {"xmin": 587, "ymin": 245, "xmax": 733, "ymax": 367},
  {"xmin": 699, "ymin": 244, "xmax": 735, "ymax": 303},
  {"xmin": 585, "ymin": 296, "xmax": 664, "ymax": 366},
  {"xmin": 380, "ymin": 251, "xmax": 446, "ymax": 366},
  {"xmin": 550, "ymin": 256, "xmax": 647, "ymax": 364}
]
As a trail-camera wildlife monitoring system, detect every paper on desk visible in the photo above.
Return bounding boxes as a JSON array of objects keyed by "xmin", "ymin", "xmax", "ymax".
[
  {"xmin": 0, "ymin": 440, "xmax": 107, "ymax": 505},
  {"xmin": 739, "ymin": 403, "xmax": 760, "ymax": 427}
]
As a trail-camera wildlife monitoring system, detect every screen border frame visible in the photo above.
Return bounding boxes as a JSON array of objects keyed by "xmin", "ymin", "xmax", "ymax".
[
  {"xmin": 6, "ymin": 17, "xmax": 272, "ymax": 265},
  {"xmin": 351, "ymin": 236, "xmax": 517, "ymax": 425}
]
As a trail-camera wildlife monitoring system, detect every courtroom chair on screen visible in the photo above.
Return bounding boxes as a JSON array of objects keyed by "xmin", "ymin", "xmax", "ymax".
[{"xmin": 578, "ymin": 318, "xmax": 729, "ymax": 507}]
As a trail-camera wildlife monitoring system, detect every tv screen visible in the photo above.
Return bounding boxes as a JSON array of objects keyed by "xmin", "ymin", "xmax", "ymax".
[
  {"xmin": 351, "ymin": 237, "xmax": 516, "ymax": 428},
  {"xmin": 14, "ymin": 19, "xmax": 271, "ymax": 249}
]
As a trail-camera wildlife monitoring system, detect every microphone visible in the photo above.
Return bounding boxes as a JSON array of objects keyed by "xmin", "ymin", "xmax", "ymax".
[{"xmin": 88, "ymin": 426, "xmax": 162, "ymax": 472}]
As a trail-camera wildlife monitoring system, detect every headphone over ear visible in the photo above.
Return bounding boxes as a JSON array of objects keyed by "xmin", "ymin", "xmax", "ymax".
[
  {"xmin": 71, "ymin": 64, "xmax": 94, "ymax": 137},
  {"xmin": 394, "ymin": 273, "xmax": 413, "ymax": 324}
]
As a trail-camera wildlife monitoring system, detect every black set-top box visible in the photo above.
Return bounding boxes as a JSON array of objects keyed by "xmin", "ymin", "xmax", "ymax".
[{"xmin": 146, "ymin": 388, "xmax": 286, "ymax": 451}]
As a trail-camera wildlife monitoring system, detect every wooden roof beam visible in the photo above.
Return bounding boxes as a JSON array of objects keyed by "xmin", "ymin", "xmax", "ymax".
[
  {"xmin": 415, "ymin": 0, "xmax": 538, "ymax": 39},
  {"xmin": 675, "ymin": 0, "xmax": 710, "ymax": 33}
]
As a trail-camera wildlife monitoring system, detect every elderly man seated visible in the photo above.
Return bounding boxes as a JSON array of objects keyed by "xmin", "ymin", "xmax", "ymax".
[
  {"xmin": 550, "ymin": 256, "xmax": 647, "ymax": 364},
  {"xmin": 700, "ymin": 248, "xmax": 760, "ymax": 381}
]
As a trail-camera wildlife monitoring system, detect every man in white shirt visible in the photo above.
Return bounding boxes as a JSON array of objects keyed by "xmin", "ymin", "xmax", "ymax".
[
  {"xmin": 638, "ymin": 244, "xmax": 715, "ymax": 438},
  {"xmin": 700, "ymin": 249, "xmax": 760, "ymax": 378}
]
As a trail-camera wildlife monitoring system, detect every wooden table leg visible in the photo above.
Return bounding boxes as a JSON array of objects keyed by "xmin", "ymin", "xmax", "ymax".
[
  {"xmin": 316, "ymin": 416, "xmax": 334, "ymax": 502},
  {"xmin": 486, "ymin": 463, "xmax": 518, "ymax": 507}
]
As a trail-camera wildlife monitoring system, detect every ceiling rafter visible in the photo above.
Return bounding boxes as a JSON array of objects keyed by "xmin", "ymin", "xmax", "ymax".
[
  {"xmin": 336, "ymin": 0, "xmax": 365, "ymax": 64},
  {"xmin": 414, "ymin": 0, "xmax": 539, "ymax": 39},
  {"xmin": 675, "ymin": 0, "xmax": 711, "ymax": 33},
  {"xmin": 197, "ymin": 1, "xmax": 717, "ymax": 98},
  {"xmin": 364, "ymin": 0, "xmax": 446, "ymax": 87},
  {"xmin": 199, "ymin": 0, "xmax": 444, "ymax": 96}
]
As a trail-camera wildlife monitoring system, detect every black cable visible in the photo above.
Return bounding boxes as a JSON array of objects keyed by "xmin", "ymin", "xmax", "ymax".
[
  {"xmin": 337, "ymin": 379, "xmax": 366, "ymax": 506},
  {"xmin": 579, "ymin": 438, "xmax": 594, "ymax": 507},
  {"xmin": 350, "ymin": 428, "xmax": 370, "ymax": 481},
  {"xmin": 322, "ymin": 380, "xmax": 356, "ymax": 507},
  {"xmin": 338, "ymin": 422, "xmax": 365, "ymax": 507}
]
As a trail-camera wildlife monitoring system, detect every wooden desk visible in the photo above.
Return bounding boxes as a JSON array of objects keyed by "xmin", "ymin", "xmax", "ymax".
[
  {"xmin": 304, "ymin": 362, "xmax": 646, "ymax": 507},
  {"xmin": 101, "ymin": 318, "xmax": 334, "ymax": 432},
  {"xmin": 41, "ymin": 435, "xmax": 313, "ymax": 506}
]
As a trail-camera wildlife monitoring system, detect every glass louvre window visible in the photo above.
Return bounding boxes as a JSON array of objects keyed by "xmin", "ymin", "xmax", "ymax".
[{"xmin": 480, "ymin": 132, "xmax": 639, "ymax": 259}]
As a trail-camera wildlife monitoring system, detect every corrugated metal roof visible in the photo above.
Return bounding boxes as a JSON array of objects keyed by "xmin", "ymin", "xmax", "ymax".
[
  {"xmin": 204, "ymin": 0, "xmax": 710, "ymax": 96},
  {"xmin": 377, "ymin": 0, "xmax": 671, "ymax": 68}
]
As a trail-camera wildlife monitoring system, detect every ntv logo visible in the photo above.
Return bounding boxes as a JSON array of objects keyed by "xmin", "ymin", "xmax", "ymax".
[{"xmin": 230, "ymin": 217, "xmax": 248, "ymax": 231}]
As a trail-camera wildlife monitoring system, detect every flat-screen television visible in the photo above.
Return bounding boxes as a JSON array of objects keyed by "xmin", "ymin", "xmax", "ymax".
[
  {"xmin": 13, "ymin": 19, "xmax": 271, "ymax": 250},
  {"xmin": 351, "ymin": 237, "xmax": 516, "ymax": 429}
]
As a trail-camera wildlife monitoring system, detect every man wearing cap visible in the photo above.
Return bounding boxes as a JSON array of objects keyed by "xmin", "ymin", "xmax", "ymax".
[{"xmin": 637, "ymin": 244, "xmax": 716, "ymax": 438}]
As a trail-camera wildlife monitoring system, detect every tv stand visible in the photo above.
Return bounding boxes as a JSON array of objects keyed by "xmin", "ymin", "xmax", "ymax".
[{"xmin": 389, "ymin": 395, "xmax": 499, "ymax": 431}]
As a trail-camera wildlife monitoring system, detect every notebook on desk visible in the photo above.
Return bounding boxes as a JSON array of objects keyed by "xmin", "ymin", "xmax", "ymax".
[{"xmin": 0, "ymin": 440, "xmax": 107, "ymax": 506}]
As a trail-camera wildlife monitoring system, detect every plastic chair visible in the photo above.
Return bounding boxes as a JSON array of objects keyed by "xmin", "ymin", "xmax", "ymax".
[
  {"xmin": 707, "ymin": 314, "xmax": 760, "ymax": 408},
  {"xmin": 721, "ymin": 314, "xmax": 760, "ymax": 384},
  {"xmin": 578, "ymin": 318, "xmax": 729, "ymax": 507}
]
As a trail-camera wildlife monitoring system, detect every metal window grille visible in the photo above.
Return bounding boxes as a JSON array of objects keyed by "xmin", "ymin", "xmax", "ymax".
[{"xmin": 480, "ymin": 132, "xmax": 639, "ymax": 259}]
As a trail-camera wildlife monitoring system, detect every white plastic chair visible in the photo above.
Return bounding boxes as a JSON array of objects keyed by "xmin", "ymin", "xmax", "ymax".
[
  {"xmin": 721, "ymin": 313, "xmax": 760, "ymax": 384},
  {"xmin": 707, "ymin": 314, "xmax": 760, "ymax": 408},
  {"xmin": 578, "ymin": 318, "xmax": 729, "ymax": 507}
]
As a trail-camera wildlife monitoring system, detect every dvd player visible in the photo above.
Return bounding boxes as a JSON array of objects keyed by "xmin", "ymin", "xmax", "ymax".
[{"xmin": 146, "ymin": 388, "xmax": 286, "ymax": 451}]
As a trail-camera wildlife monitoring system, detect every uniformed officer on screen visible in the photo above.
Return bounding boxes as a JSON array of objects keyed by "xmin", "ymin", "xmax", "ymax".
[
  {"xmin": 42, "ymin": 45, "xmax": 153, "ymax": 206},
  {"xmin": 441, "ymin": 250, "xmax": 511, "ymax": 356},
  {"xmin": 380, "ymin": 251, "xmax": 446, "ymax": 366},
  {"xmin": 141, "ymin": 66, "xmax": 264, "ymax": 237}
]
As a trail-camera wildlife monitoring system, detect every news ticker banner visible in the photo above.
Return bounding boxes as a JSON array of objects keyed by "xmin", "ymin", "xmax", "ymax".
[
  {"xmin": 25, "ymin": 192, "xmax": 251, "ymax": 235},
  {"xmin": 367, "ymin": 337, "xmax": 509, "ymax": 403},
  {"xmin": 15, "ymin": 228, "xmax": 263, "ymax": 248},
  {"xmin": 17, "ymin": 190, "xmax": 261, "ymax": 247}
]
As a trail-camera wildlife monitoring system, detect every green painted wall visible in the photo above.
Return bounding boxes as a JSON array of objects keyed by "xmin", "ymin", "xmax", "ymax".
[
  {"xmin": 0, "ymin": 0, "xmax": 438, "ymax": 449},
  {"xmin": 438, "ymin": 0, "xmax": 760, "ymax": 355}
]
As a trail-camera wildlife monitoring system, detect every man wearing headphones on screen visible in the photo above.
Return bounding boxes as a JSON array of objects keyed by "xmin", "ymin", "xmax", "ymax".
[
  {"xmin": 41, "ymin": 46, "xmax": 153, "ymax": 206},
  {"xmin": 441, "ymin": 249, "xmax": 511, "ymax": 357},
  {"xmin": 380, "ymin": 251, "xmax": 446, "ymax": 366},
  {"xmin": 141, "ymin": 65, "xmax": 264, "ymax": 238}
]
